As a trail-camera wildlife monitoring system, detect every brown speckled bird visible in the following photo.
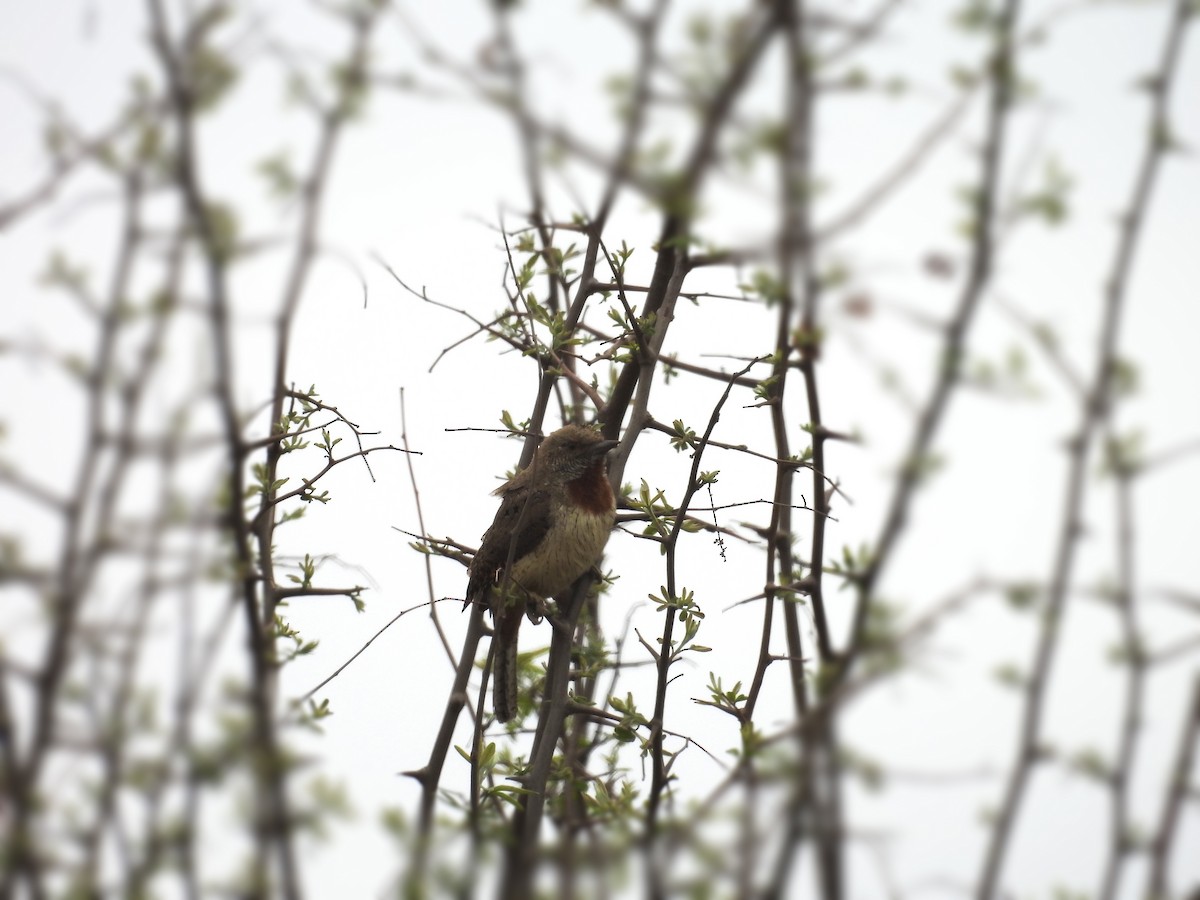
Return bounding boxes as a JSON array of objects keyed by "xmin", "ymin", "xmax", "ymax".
[{"xmin": 467, "ymin": 425, "xmax": 618, "ymax": 722}]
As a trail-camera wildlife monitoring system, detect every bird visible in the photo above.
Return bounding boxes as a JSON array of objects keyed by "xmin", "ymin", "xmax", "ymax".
[{"xmin": 466, "ymin": 424, "xmax": 619, "ymax": 722}]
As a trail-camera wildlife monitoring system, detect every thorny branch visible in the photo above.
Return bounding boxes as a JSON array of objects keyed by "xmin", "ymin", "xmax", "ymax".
[
  {"xmin": 6, "ymin": 2, "xmax": 1198, "ymax": 899},
  {"xmin": 978, "ymin": 0, "xmax": 1192, "ymax": 894}
]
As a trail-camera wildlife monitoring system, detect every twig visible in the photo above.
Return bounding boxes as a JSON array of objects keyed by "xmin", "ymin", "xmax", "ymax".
[
  {"xmin": 299, "ymin": 599, "xmax": 444, "ymax": 702},
  {"xmin": 978, "ymin": 1, "xmax": 1191, "ymax": 893}
]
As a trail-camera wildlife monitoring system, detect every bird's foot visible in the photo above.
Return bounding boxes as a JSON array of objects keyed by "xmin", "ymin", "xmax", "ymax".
[{"xmin": 524, "ymin": 596, "xmax": 554, "ymax": 625}]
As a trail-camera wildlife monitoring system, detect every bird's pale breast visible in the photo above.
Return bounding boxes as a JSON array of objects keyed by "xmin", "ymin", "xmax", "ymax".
[{"xmin": 509, "ymin": 504, "xmax": 613, "ymax": 600}]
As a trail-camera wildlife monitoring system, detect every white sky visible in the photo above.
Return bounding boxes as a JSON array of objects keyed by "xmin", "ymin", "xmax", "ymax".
[{"xmin": 2, "ymin": 1, "xmax": 1199, "ymax": 897}]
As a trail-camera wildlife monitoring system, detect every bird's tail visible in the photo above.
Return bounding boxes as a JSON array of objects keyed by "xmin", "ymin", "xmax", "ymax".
[{"xmin": 493, "ymin": 635, "xmax": 519, "ymax": 723}]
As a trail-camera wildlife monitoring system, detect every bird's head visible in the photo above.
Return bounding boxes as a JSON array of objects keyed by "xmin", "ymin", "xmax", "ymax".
[{"xmin": 534, "ymin": 424, "xmax": 619, "ymax": 482}]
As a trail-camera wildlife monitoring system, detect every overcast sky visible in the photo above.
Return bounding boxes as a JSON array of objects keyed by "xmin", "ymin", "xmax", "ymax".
[{"xmin": 2, "ymin": 1, "xmax": 1199, "ymax": 897}]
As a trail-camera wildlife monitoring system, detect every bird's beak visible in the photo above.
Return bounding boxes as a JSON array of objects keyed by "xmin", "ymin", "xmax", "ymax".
[{"xmin": 593, "ymin": 440, "xmax": 619, "ymax": 457}]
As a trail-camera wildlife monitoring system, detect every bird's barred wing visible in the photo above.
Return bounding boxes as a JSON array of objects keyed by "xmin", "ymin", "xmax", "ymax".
[{"xmin": 466, "ymin": 485, "xmax": 553, "ymax": 603}]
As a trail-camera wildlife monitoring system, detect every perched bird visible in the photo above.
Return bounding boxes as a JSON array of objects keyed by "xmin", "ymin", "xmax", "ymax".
[{"xmin": 467, "ymin": 424, "xmax": 618, "ymax": 722}]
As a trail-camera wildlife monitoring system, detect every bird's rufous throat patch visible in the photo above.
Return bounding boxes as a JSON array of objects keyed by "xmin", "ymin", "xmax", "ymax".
[{"xmin": 567, "ymin": 459, "xmax": 614, "ymax": 516}]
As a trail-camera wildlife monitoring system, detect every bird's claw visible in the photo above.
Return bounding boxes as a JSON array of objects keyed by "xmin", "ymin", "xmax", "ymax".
[{"xmin": 524, "ymin": 596, "xmax": 554, "ymax": 625}]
